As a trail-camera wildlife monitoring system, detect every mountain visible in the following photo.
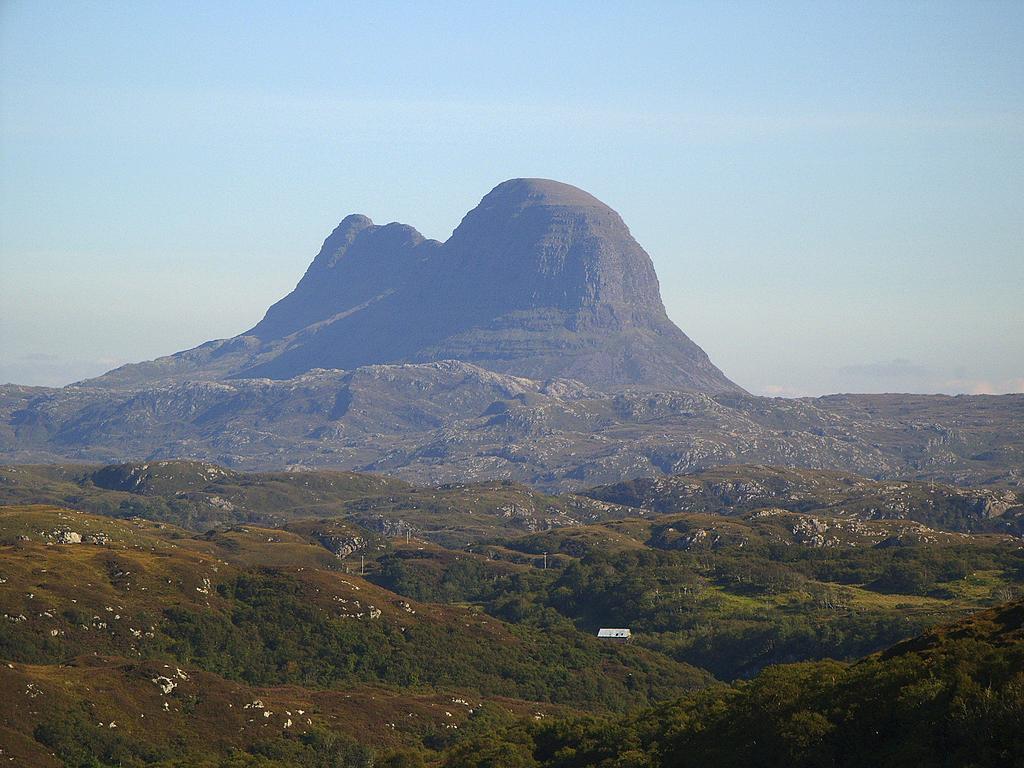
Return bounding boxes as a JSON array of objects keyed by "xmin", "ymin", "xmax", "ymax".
[
  {"xmin": 3, "ymin": 180, "xmax": 1022, "ymax": 488},
  {"xmin": 87, "ymin": 178, "xmax": 741, "ymax": 393}
]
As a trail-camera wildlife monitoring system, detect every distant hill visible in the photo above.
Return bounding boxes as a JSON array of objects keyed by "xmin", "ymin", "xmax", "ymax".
[
  {"xmin": 0, "ymin": 460, "xmax": 631, "ymax": 545},
  {"xmin": 581, "ymin": 464, "xmax": 1024, "ymax": 533},
  {"xmin": 85, "ymin": 178, "xmax": 741, "ymax": 393},
  {"xmin": 2, "ymin": 371, "xmax": 1022, "ymax": 488},
  {"xmin": 4, "ymin": 460, "xmax": 1020, "ymax": 540}
]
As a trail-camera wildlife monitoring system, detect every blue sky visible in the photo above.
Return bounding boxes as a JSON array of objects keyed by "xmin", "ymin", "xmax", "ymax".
[{"xmin": 1, "ymin": 1, "xmax": 1022, "ymax": 394}]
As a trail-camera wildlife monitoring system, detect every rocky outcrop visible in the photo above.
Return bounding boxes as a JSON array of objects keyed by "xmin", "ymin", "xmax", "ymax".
[
  {"xmin": 313, "ymin": 530, "xmax": 366, "ymax": 558},
  {"xmin": 53, "ymin": 529, "xmax": 81, "ymax": 544}
]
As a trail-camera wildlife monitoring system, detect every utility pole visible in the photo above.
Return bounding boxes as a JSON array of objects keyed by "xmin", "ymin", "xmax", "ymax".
[
  {"xmin": 543, "ymin": 552, "xmax": 548, "ymax": 570},
  {"xmin": 360, "ymin": 555, "xmax": 365, "ymax": 576}
]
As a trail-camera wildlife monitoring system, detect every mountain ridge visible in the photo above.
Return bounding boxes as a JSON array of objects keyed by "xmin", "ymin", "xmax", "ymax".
[{"xmin": 3, "ymin": 365, "xmax": 1022, "ymax": 490}]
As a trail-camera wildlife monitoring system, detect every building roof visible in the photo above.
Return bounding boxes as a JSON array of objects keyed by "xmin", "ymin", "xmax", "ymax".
[{"xmin": 597, "ymin": 628, "xmax": 631, "ymax": 638}]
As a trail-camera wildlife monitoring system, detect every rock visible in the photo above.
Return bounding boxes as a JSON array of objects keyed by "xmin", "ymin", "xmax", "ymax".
[
  {"xmin": 53, "ymin": 529, "xmax": 81, "ymax": 544},
  {"xmin": 152, "ymin": 676, "xmax": 177, "ymax": 694},
  {"xmin": 313, "ymin": 531, "xmax": 365, "ymax": 558}
]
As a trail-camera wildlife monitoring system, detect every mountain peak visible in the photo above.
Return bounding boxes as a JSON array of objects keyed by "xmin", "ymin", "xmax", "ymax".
[
  {"xmin": 338, "ymin": 212, "xmax": 375, "ymax": 231},
  {"xmin": 309, "ymin": 214, "xmax": 375, "ymax": 271},
  {"xmin": 481, "ymin": 178, "xmax": 610, "ymax": 209}
]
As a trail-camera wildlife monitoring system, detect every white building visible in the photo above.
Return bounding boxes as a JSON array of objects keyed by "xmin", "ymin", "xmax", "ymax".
[{"xmin": 597, "ymin": 628, "xmax": 631, "ymax": 642}]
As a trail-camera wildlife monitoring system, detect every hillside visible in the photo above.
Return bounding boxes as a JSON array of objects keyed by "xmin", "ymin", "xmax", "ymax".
[
  {"xmin": 2, "ymin": 493, "xmax": 1019, "ymax": 765},
  {"xmin": 380, "ymin": 504, "xmax": 1022, "ymax": 680},
  {"xmin": 1, "ymin": 458, "xmax": 1023, "ymax": 765},
  {"xmin": 6, "ymin": 458, "xmax": 1015, "ymax": 683},
  {"xmin": 437, "ymin": 599, "xmax": 1024, "ymax": 768},
  {"xmin": 0, "ymin": 504, "xmax": 708, "ymax": 765},
  {"xmin": 582, "ymin": 464, "xmax": 1024, "ymax": 534},
  {"xmin": 0, "ymin": 461, "xmax": 632, "ymax": 545}
]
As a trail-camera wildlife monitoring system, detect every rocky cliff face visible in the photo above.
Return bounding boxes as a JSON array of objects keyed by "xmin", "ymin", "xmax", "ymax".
[
  {"xmin": 410, "ymin": 179, "xmax": 731, "ymax": 390},
  {"xmin": 89, "ymin": 178, "xmax": 741, "ymax": 393}
]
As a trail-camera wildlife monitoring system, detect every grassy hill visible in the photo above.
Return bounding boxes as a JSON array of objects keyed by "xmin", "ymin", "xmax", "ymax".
[
  {"xmin": 0, "ymin": 462, "xmax": 632, "ymax": 546},
  {"xmin": 0, "ymin": 462, "xmax": 410, "ymax": 531},
  {"xmin": 0, "ymin": 504, "xmax": 708, "ymax": 766},
  {"xmin": 437, "ymin": 599, "xmax": 1024, "ymax": 767},
  {"xmin": 2, "ymin": 462, "xmax": 1023, "ymax": 765},
  {"xmin": 373, "ymin": 506, "xmax": 1022, "ymax": 680}
]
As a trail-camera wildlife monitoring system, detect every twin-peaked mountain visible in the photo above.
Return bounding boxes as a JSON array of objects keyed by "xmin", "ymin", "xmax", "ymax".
[
  {"xmin": 90, "ymin": 178, "xmax": 741, "ymax": 392},
  {"xmin": 4, "ymin": 178, "xmax": 1023, "ymax": 486}
]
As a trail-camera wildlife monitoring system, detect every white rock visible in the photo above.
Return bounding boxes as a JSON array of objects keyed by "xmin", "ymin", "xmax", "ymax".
[{"xmin": 152, "ymin": 676, "xmax": 177, "ymax": 694}]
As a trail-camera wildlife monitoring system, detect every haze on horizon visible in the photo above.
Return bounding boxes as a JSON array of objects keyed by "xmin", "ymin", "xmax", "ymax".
[{"xmin": 1, "ymin": 2, "xmax": 1022, "ymax": 396}]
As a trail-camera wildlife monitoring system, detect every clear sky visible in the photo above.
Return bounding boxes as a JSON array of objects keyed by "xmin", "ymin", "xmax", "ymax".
[{"xmin": 1, "ymin": 1, "xmax": 1022, "ymax": 395}]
